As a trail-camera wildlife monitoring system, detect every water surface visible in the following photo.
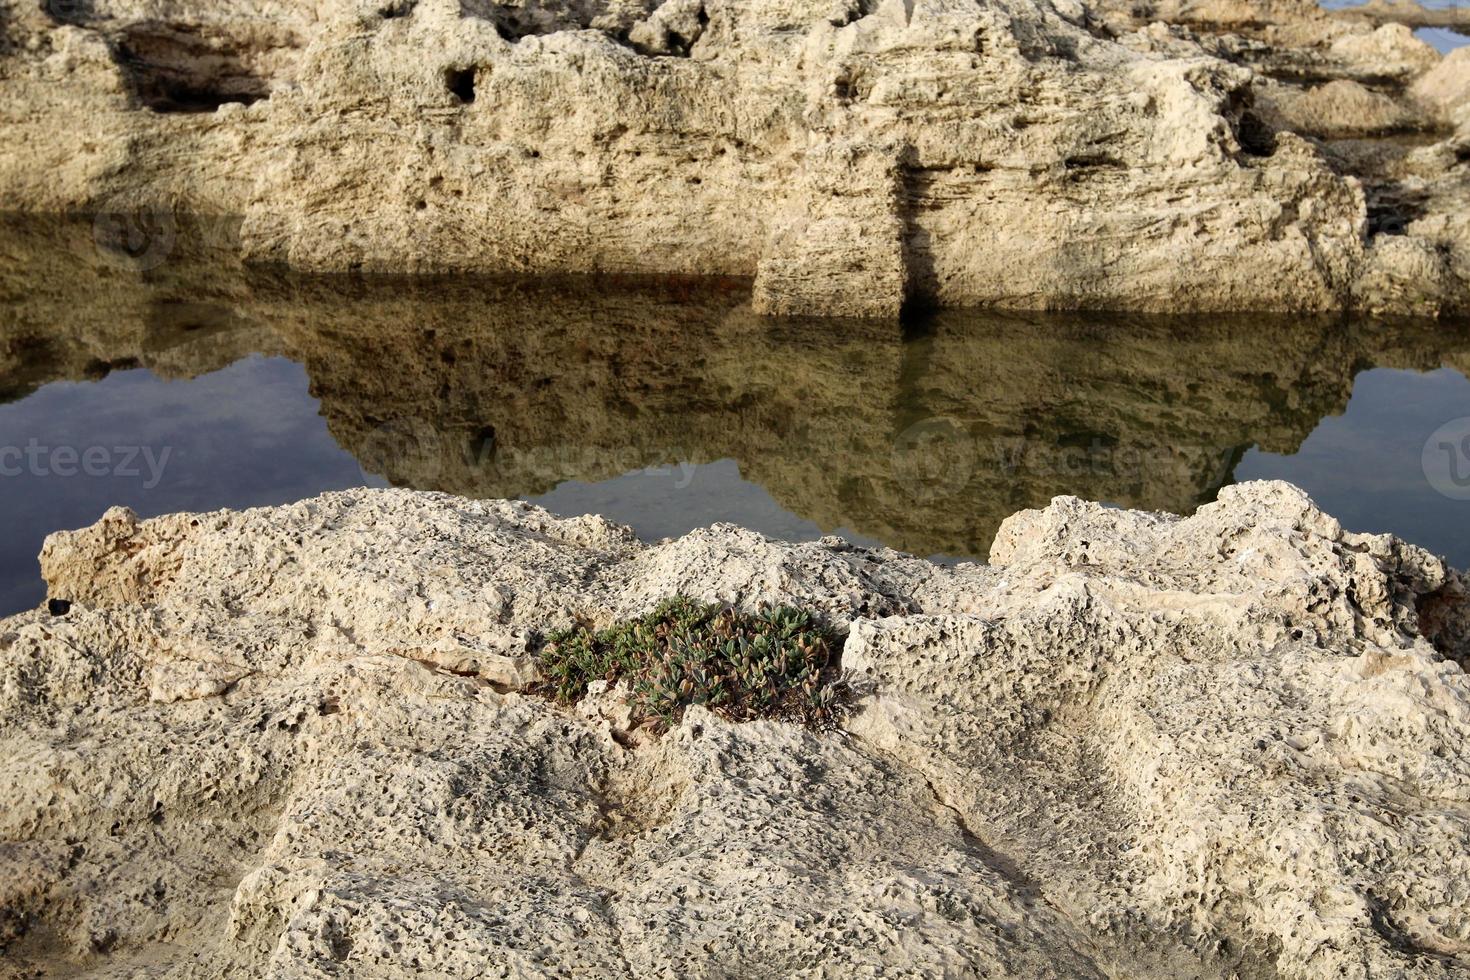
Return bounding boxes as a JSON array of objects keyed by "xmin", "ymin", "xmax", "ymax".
[{"xmin": 2, "ymin": 216, "xmax": 1468, "ymax": 614}]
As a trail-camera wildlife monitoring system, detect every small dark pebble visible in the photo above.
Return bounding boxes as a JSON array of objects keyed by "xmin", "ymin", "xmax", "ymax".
[{"xmin": 47, "ymin": 598, "xmax": 71, "ymax": 616}]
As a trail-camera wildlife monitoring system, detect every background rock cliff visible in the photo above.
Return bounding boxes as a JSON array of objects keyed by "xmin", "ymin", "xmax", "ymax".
[{"xmin": 0, "ymin": 0, "xmax": 1466, "ymax": 315}]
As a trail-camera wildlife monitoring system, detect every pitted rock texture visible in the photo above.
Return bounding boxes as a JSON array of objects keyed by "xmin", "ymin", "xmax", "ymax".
[
  {"xmin": 0, "ymin": 0, "xmax": 1467, "ymax": 315},
  {"xmin": 1, "ymin": 480, "xmax": 1468, "ymax": 977}
]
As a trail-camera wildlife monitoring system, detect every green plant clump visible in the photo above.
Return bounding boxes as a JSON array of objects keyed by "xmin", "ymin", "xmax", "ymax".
[{"xmin": 536, "ymin": 597, "xmax": 842, "ymax": 731}]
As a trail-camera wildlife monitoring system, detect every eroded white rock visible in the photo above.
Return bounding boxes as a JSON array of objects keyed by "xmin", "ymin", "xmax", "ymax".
[{"xmin": 0, "ymin": 481, "xmax": 1467, "ymax": 976}]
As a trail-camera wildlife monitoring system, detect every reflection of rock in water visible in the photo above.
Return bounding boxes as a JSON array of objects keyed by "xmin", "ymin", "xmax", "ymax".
[
  {"xmin": 732, "ymin": 310, "xmax": 1469, "ymax": 556},
  {"xmin": 4, "ymin": 215, "xmax": 1469, "ymax": 557},
  {"xmin": 0, "ymin": 213, "xmax": 278, "ymax": 400}
]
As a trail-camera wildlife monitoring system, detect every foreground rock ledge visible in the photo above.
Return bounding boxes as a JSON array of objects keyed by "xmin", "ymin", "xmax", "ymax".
[
  {"xmin": 1, "ymin": 0, "xmax": 1469, "ymax": 315},
  {"xmin": 2, "ymin": 481, "xmax": 1469, "ymax": 977}
]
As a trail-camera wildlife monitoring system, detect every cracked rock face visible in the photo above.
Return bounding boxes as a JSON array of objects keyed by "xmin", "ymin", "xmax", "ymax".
[
  {"xmin": 1, "ymin": 480, "xmax": 1468, "ymax": 976},
  {"xmin": 0, "ymin": 0, "xmax": 1467, "ymax": 315}
]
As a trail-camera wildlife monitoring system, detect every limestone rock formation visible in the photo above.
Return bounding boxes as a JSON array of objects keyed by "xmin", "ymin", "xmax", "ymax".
[
  {"xmin": 0, "ymin": 481, "xmax": 1467, "ymax": 976},
  {"xmin": 0, "ymin": 0, "xmax": 1467, "ymax": 315},
  {"xmin": 1089, "ymin": 0, "xmax": 1470, "ymax": 317}
]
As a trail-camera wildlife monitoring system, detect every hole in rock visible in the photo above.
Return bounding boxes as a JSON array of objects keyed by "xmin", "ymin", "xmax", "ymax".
[
  {"xmin": 1224, "ymin": 87, "xmax": 1276, "ymax": 158},
  {"xmin": 1235, "ymin": 111, "xmax": 1276, "ymax": 158},
  {"xmin": 445, "ymin": 66, "xmax": 477, "ymax": 103},
  {"xmin": 46, "ymin": 598, "xmax": 70, "ymax": 616},
  {"xmin": 1367, "ymin": 188, "xmax": 1429, "ymax": 237},
  {"xmin": 379, "ymin": 0, "xmax": 417, "ymax": 17},
  {"xmin": 114, "ymin": 23, "xmax": 293, "ymax": 113},
  {"xmin": 42, "ymin": 0, "xmax": 93, "ymax": 25},
  {"xmin": 833, "ymin": 70, "xmax": 869, "ymax": 104},
  {"xmin": 1063, "ymin": 153, "xmax": 1123, "ymax": 172},
  {"xmin": 1416, "ymin": 583, "xmax": 1469, "ymax": 668},
  {"xmin": 472, "ymin": 425, "xmax": 498, "ymax": 464}
]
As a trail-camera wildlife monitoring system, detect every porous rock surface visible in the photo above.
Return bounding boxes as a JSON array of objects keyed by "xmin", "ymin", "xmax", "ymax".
[
  {"xmin": 1, "ymin": 480, "xmax": 1468, "ymax": 977},
  {"xmin": 0, "ymin": 0, "xmax": 1468, "ymax": 315}
]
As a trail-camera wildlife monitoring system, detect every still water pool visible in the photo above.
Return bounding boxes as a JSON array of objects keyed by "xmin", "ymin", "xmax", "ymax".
[{"xmin": 2, "ymin": 216, "xmax": 1469, "ymax": 614}]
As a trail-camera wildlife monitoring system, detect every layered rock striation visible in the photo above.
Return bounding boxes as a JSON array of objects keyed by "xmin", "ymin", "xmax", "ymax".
[{"xmin": 0, "ymin": 0, "xmax": 1467, "ymax": 315}]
